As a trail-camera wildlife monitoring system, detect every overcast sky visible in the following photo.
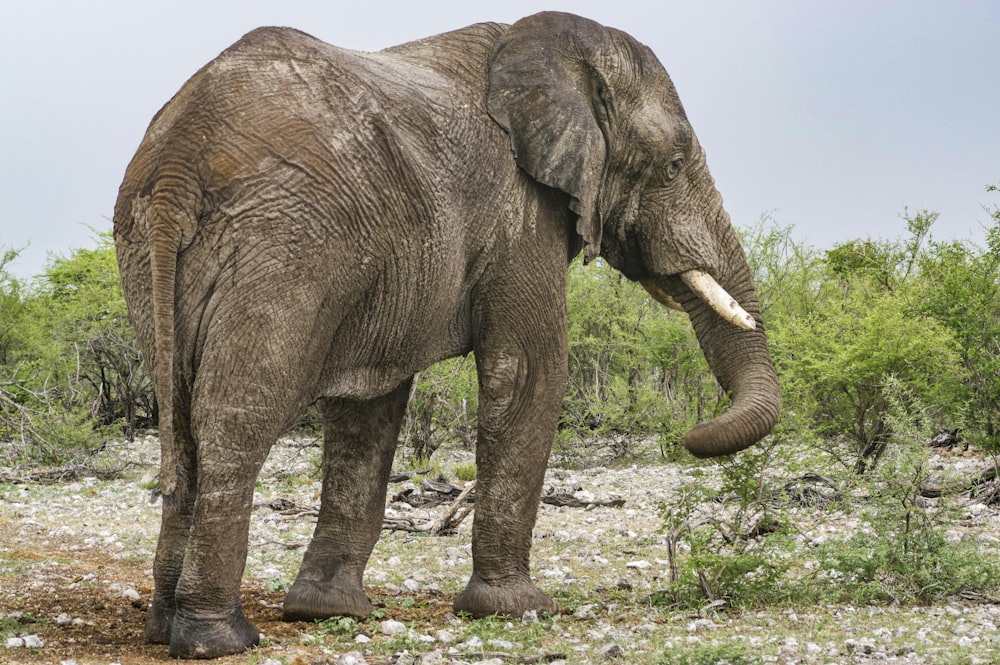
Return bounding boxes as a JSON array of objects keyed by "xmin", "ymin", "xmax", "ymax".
[{"xmin": 1, "ymin": 0, "xmax": 997, "ymax": 280}]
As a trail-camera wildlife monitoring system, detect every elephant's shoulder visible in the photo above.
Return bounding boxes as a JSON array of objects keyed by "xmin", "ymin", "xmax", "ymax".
[{"xmin": 224, "ymin": 26, "xmax": 328, "ymax": 59}]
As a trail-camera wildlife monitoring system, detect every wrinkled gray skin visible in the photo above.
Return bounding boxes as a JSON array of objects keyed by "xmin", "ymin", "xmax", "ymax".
[{"xmin": 114, "ymin": 12, "xmax": 780, "ymax": 659}]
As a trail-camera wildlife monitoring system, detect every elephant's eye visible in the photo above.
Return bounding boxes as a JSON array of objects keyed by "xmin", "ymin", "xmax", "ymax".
[{"xmin": 666, "ymin": 159, "xmax": 684, "ymax": 180}]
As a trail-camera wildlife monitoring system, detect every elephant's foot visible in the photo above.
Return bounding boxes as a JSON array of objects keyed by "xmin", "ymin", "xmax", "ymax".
[
  {"xmin": 143, "ymin": 601, "xmax": 174, "ymax": 645},
  {"xmin": 168, "ymin": 610, "xmax": 260, "ymax": 659},
  {"xmin": 453, "ymin": 572, "xmax": 557, "ymax": 618},
  {"xmin": 283, "ymin": 577, "xmax": 373, "ymax": 621}
]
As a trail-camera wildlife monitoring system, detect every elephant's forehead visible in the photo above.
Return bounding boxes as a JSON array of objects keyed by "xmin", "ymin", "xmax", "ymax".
[{"xmin": 628, "ymin": 102, "xmax": 690, "ymax": 152}]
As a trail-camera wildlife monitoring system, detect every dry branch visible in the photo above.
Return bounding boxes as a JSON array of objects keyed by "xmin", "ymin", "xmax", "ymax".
[{"xmin": 920, "ymin": 458, "xmax": 1000, "ymax": 498}]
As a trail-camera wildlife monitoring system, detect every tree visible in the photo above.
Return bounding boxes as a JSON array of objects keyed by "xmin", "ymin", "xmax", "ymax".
[{"xmin": 915, "ymin": 192, "xmax": 1000, "ymax": 449}]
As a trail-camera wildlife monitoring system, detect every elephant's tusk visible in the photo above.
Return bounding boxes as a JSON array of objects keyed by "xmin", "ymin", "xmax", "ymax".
[
  {"xmin": 639, "ymin": 279, "xmax": 685, "ymax": 312},
  {"xmin": 681, "ymin": 270, "xmax": 756, "ymax": 331}
]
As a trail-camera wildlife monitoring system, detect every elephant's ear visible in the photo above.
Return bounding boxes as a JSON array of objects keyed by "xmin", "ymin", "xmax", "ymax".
[{"xmin": 488, "ymin": 12, "xmax": 609, "ymax": 263}]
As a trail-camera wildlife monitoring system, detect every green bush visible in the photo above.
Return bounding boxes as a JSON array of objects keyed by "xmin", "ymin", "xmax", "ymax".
[
  {"xmin": 0, "ymin": 234, "xmax": 151, "ymax": 465},
  {"xmin": 561, "ymin": 257, "xmax": 718, "ymax": 461},
  {"xmin": 814, "ymin": 393, "xmax": 1000, "ymax": 604},
  {"xmin": 915, "ymin": 210, "xmax": 1000, "ymax": 449},
  {"xmin": 774, "ymin": 282, "xmax": 966, "ymax": 472}
]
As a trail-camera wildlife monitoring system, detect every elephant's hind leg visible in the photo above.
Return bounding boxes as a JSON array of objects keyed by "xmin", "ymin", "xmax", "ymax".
[
  {"xmin": 283, "ymin": 380, "xmax": 411, "ymax": 621},
  {"xmin": 166, "ymin": 299, "xmax": 320, "ymax": 658},
  {"xmin": 144, "ymin": 416, "xmax": 197, "ymax": 644}
]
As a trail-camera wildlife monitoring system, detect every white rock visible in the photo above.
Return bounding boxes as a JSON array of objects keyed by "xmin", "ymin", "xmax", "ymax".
[
  {"xmin": 460, "ymin": 635, "xmax": 483, "ymax": 650},
  {"xmin": 420, "ymin": 652, "xmax": 446, "ymax": 664},
  {"xmin": 23, "ymin": 634, "xmax": 44, "ymax": 648},
  {"xmin": 625, "ymin": 560, "xmax": 651, "ymax": 570},
  {"xmin": 55, "ymin": 612, "xmax": 73, "ymax": 626},
  {"xmin": 6, "ymin": 637, "xmax": 24, "ymax": 648},
  {"xmin": 354, "ymin": 634, "xmax": 371, "ymax": 644},
  {"xmin": 436, "ymin": 629, "xmax": 456, "ymax": 643},
  {"xmin": 336, "ymin": 652, "xmax": 367, "ymax": 665},
  {"xmin": 686, "ymin": 618, "xmax": 716, "ymax": 632},
  {"xmin": 521, "ymin": 609, "xmax": 538, "ymax": 625},
  {"xmin": 379, "ymin": 619, "xmax": 407, "ymax": 636},
  {"xmin": 122, "ymin": 587, "xmax": 141, "ymax": 602},
  {"xmin": 402, "ymin": 578, "xmax": 421, "ymax": 593}
]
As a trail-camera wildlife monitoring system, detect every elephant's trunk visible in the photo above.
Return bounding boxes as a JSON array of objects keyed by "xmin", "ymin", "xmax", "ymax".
[
  {"xmin": 645, "ymin": 213, "xmax": 780, "ymax": 457},
  {"xmin": 682, "ymin": 305, "xmax": 780, "ymax": 457}
]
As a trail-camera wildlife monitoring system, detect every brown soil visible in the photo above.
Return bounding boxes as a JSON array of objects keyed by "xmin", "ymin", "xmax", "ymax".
[{"xmin": 0, "ymin": 542, "xmax": 455, "ymax": 664}]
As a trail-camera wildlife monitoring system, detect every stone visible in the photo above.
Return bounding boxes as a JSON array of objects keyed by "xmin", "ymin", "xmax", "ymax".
[
  {"xmin": 379, "ymin": 619, "xmax": 407, "ymax": 636},
  {"xmin": 22, "ymin": 634, "xmax": 44, "ymax": 648},
  {"xmin": 600, "ymin": 643, "xmax": 625, "ymax": 660}
]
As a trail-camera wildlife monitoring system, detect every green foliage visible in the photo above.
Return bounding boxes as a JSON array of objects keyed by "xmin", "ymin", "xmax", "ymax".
[
  {"xmin": 655, "ymin": 391, "xmax": 1000, "ymax": 614},
  {"xmin": 0, "ymin": 233, "xmax": 152, "ymax": 465},
  {"xmin": 453, "ymin": 461, "xmax": 477, "ymax": 481},
  {"xmin": 914, "ymin": 211, "xmax": 1000, "ymax": 449},
  {"xmin": 314, "ymin": 615, "xmax": 358, "ymax": 637},
  {"xmin": 656, "ymin": 442, "xmax": 797, "ymax": 611},
  {"xmin": 0, "ymin": 248, "xmax": 28, "ymax": 364},
  {"xmin": 561, "ymin": 257, "xmax": 718, "ymax": 461},
  {"xmin": 770, "ymin": 213, "xmax": 969, "ymax": 472},
  {"xmin": 402, "ymin": 355, "xmax": 477, "ymax": 459},
  {"xmin": 813, "ymin": 399, "xmax": 1000, "ymax": 604},
  {"xmin": 740, "ymin": 216, "xmax": 830, "ymax": 322},
  {"xmin": 775, "ymin": 283, "xmax": 966, "ymax": 472},
  {"xmin": 660, "ymin": 641, "xmax": 762, "ymax": 665}
]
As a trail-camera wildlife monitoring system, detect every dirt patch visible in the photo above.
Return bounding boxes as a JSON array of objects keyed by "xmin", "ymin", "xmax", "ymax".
[{"xmin": 0, "ymin": 539, "xmax": 460, "ymax": 664}]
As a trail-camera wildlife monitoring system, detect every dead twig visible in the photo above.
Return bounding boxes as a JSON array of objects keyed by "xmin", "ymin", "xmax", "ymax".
[{"xmin": 431, "ymin": 480, "xmax": 476, "ymax": 536}]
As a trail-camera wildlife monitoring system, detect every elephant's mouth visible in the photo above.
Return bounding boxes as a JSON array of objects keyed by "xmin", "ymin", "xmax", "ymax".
[{"xmin": 639, "ymin": 271, "xmax": 755, "ymax": 331}]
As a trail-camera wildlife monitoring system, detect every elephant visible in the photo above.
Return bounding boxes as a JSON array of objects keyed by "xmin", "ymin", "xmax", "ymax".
[{"xmin": 113, "ymin": 11, "xmax": 780, "ymax": 658}]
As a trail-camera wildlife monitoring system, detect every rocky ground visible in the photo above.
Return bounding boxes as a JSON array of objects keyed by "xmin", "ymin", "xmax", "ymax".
[{"xmin": 2, "ymin": 435, "xmax": 1000, "ymax": 664}]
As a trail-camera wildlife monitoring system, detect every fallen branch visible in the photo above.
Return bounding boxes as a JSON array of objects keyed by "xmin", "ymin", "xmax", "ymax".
[
  {"xmin": 472, "ymin": 653, "xmax": 568, "ymax": 664},
  {"xmin": 388, "ymin": 468, "xmax": 432, "ymax": 483},
  {"xmin": 0, "ymin": 463, "xmax": 129, "ymax": 485},
  {"xmin": 541, "ymin": 490, "xmax": 624, "ymax": 508},
  {"xmin": 920, "ymin": 458, "xmax": 999, "ymax": 498},
  {"xmin": 431, "ymin": 480, "xmax": 476, "ymax": 535}
]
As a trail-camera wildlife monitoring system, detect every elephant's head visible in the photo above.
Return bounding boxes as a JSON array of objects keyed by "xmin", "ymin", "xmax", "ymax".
[{"xmin": 488, "ymin": 12, "xmax": 780, "ymax": 457}]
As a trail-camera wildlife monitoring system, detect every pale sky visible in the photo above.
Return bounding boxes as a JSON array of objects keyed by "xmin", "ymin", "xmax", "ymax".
[{"xmin": 1, "ymin": 0, "xmax": 997, "ymax": 279}]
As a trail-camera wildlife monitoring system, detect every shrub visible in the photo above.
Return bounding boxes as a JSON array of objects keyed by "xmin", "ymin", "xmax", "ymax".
[{"xmin": 0, "ymin": 234, "xmax": 152, "ymax": 465}]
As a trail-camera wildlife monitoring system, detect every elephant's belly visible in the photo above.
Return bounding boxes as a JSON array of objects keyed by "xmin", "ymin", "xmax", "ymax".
[
  {"xmin": 318, "ymin": 366, "xmax": 417, "ymax": 400},
  {"xmin": 316, "ymin": 307, "xmax": 472, "ymax": 402}
]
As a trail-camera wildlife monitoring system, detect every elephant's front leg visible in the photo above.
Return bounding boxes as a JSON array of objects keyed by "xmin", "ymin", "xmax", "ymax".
[
  {"xmin": 454, "ymin": 296, "xmax": 567, "ymax": 617},
  {"xmin": 283, "ymin": 380, "xmax": 411, "ymax": 621}
]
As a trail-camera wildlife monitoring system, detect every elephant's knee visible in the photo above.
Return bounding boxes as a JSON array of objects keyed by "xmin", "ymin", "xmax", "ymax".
[{"xmin": 478, "ymin": 352, "xmax": 521, "ymax": 416}]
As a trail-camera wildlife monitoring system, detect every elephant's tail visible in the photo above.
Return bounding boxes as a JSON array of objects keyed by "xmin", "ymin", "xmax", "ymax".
[{"xmin": 146, "ymin": 200, "xmax": 186, "ymax": 503}]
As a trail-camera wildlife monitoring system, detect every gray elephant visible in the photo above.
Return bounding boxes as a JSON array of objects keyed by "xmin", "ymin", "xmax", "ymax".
[{"xmin": 113, "ymin": 11, "xmax": 780, "ymax": 658}]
